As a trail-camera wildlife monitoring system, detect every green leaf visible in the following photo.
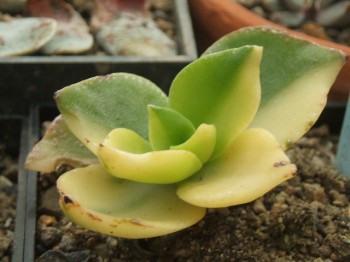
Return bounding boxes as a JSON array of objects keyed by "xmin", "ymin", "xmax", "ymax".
[
  {"xmin": 148, "ymin": 105, "xmax": 195, "ymax": 150},
  {"xmin": 100, "ymin": 128, "xmax": 152, "ymax": 153},
  {"xmin": 57, "ymin": 164, "xmax": 206, "ymax": 239},
  {"xmin": 55, "ymin": 73, "xmax": 168, "ymax": 154},
  {"xmin": 25, "ymin": 115, "xmax": 97, "ymax": 173},
  {"xmin": 169, "ymin": 46, "xmax": 262, "ymax": 158},
  {"xmin": 177, "ymin": 128, "xmax": 296, "ymax": 208},
  {"xmin": 204, "ymin": 26, "xmax": 346, "ymax": 149},
  {"xmin": 98, "ymin": 129, "xmax": 202, "ymax": 184},
  {"xmin": 171, "ymin": 124, "xmax": 216, "ymax": 163}
]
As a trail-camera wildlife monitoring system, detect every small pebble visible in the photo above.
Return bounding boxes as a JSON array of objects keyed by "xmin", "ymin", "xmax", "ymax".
[
  {"xmin": 0, "ymin": 236, "xmax": 12, "ymax": 257},
  {"xmin": 37, "ymin": 226, "xmax": 62, "ymax": 247},
  {"xmin": 253, "ymin": 199, "xmax": 267, "ymax": 214},
  {"xmin": 38, "ymin": 214, "xmax": 57, "ymax": 226},
  {"xmin": 58, "ymin": 234, "xmax": 81, "ymax": 252},
  {"xmin": 40, "ymin": 186, "xmax": 61, "ymax": 214}
]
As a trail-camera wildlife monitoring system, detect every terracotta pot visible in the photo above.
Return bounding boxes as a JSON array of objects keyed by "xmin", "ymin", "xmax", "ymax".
[{"xmin": 189, "ymin": 0, "xmax": 350, "ymax": 101}]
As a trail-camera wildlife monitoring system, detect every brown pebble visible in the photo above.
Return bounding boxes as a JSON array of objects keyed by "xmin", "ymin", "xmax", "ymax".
[
  {"xmin": 329, "ymin": 189, "xmax": 348, "ymax": 207},
  {"xmin": 253, "ymin": 199, "xmax": 267, "ymax": 214},
  {"xmin": 38, "ymin": 215, "xmax": 57, "ymax": 226},
  {"xmin": 319, "ymin": 244, "xmax": 332, "ymax": 257}
]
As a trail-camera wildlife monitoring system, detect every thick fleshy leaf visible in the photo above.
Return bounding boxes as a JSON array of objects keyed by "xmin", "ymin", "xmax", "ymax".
[
  {"xmin": 55, "ymin": 73, "xmax": 168, "ymax": 154},
  {"xmin": 170, "ymin": 124, "xmax": 216, "ymax": 163},
  {"xmin": 98, "ymin": 128, "xmax": 202, "ymax": 184},
  {"xmin": 57, "ymin": 164, "xmax": 206, "ymax": 239},
  {"xmin": 101, "ymin": 128, "xmax": 152, "ymax": 153},
  {"xmin": 148, "ymin": 105, "xmax": 195, "ymax": 150},
  {"xmin": 169, "ymin": 46, "xmax": 262, "ymax": 158},
  {"xmin": 26, "ymin": 0, "xmax": 93, "ymax": 54},
  {"xmin": 177, "ymin": 128, "xmax": 297, "ymax": 208},
  {"xmin": 204, "ymin": 26, "xmax": 346, "ymax": 149},
  {"xmin": 91, "ymin": 0, "xmax": 174, "ymax": 56},
  {"xmin": 91, "ymin": 0, "xmax": 150, "ymax": 32},
  {"xmin": 25, "ymin": 115, "xmax": 97, "ymax": 173},
  {"xmin": 96, "ymin": 13, "xmax": 177, "ymax": 56},
  {"xmin": 0, "ymin": 17, "xmax": 56, "ymax": 57}
]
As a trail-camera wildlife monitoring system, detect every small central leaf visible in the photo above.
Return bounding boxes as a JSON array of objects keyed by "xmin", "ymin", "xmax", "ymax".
[
  {"xmin": 98, "ymin": 129, "xmax": 202, "ymax": 184},
  {"xmin": 171, "ymin": 124, "xmax": 216, "ymax": 163},
  {"xmin": 148, "ymin": 105, "xmax": 195, "ymax": 150},
  {"xmin": 100, "ymin": 128, "xmax": 152, "ymax": 154}
]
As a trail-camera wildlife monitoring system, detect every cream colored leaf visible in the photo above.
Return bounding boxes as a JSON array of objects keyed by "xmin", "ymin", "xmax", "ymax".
[
  {"xmin": 98, "ymin": 128, "xmax": 202, "ymax": 184},
  {"xmin": 177, "ymin": 128, "xmax": 297, "ymax": 208},
  {"xmin": 58, "ymin": 164, "xmax": 205, "ymax": 239}
]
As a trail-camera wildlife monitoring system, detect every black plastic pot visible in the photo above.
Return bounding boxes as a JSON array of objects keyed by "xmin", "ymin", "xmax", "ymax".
[
  {"xmin": 20, "ymin": 101, "xmax": 346, "ymax": 261},
  {"xmin": 23, "ymin": 103, "xmax": 58, "ymax": 262},
  {"xmin": 0, "ymin": 0, "xmax": 197, "ymax": 115},
  {"xmin": 0, "ymin": 115, "xmax": 29, "ymax": 261}
]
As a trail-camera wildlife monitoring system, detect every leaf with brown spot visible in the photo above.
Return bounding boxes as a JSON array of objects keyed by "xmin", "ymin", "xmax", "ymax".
[{"xmin": 58, "ymin": 164, "xmax": 205, "ymax": 239}]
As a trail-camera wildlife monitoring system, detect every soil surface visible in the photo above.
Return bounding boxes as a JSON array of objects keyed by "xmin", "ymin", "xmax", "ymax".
[
  {"xmin": 0, "ymin": 156, "xmax": 17, "ymax": 262},
  {"xmin": 0, "ymin": 120, "xmax": 20, "ymax": 262},
  {"xmin": 35, "ymin": 125, "xmax": 350, "ymax": 261}
]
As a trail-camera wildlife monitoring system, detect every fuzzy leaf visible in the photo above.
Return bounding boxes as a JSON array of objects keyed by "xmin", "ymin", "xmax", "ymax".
[
  {"xmin": 55, "ymin": 73, "xmax": 168, "ymax": 154},
  {"xmin": 25, "ymin": 115, "xmax": 97, "ymax": 173},
  {"xmin": 0, "ymin": 17, "xmax": 56, "ymax": 57},
  {"xmin": 204, "ymin": 26, "xmax": 346, "ymax": 149},
  {"xmin": 169, "ymin": 46, "xmax": 262, "ymax": 158},
  {"xmin": 148, "ymin": 105, "xmax": 195, "ymax": 150},
  {"xmin": 96, "ymin": 14, "xmax": 177, "ymax": 56},
  {"xmin": 98, "ymin": 128, "xmax": 202, "ymax": 184},
  {"xmin": 177, "ymin": 128, "xmax": 297, "ymax": 208},
  {"xmin": 26, "ymin": 0, "xmax": 93, "ymax": 54},
  {"xmin": 57, "ymin": 164, "xmax": 206, "ymax": 239}
]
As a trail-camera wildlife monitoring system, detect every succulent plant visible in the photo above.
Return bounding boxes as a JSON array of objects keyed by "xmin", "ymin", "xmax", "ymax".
[
  {"xmin": 26, "ymin": 0, "xmax": 93, "ymax": 55},
  {"xmin": 0, "ymin": 0, "xmax": 176, "ymax": 56},
  {"xmin": 92, "ymin": 0, "xmax": 177, "ymax": 56},
  {"xmin": 0, "ymin": 17, "xmax": 56, "ymax": 57},
  {"xmin": 26, "ymin": 26, "xmax": 345, "ymax": 238}
]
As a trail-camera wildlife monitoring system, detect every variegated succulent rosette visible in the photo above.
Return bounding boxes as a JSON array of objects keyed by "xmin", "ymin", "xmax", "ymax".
[{"xmin": 26, "ymin": 26, "xmax": 345, "ymax": 239}]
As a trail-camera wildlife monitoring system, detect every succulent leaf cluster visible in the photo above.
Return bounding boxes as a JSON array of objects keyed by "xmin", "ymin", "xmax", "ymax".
[{"xmin": 26, "ymin": 26, "xmax": 345, "ymax": 238}]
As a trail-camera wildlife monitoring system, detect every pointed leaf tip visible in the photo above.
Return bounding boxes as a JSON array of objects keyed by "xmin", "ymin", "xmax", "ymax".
[
  {"xmin": 148, "ymin": 105, "xmax": 195, "ymax": 151},
  {"xmin": 171, "ymin": 124, "xmax": 216, "ymax": 163}
]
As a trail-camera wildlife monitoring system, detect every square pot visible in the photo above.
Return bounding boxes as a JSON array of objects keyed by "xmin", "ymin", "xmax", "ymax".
[
  {"xmin": 0, "ymin": 0, "xmax": 197, "ymax": 115},
  {"xmin": 0, "ymin": 115, "xmax": 29, "ymax": 261},
  {"xmin": 21, "ymin": 102, "xmax": 348, "ymax": 261}
]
